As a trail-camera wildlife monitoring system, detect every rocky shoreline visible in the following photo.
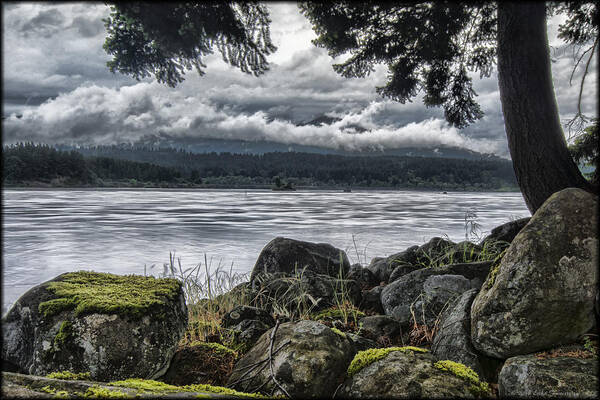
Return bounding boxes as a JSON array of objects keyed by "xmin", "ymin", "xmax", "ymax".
[{"xmin": 2, "ymin": 187, "xmax": 598, "ymax": 398}]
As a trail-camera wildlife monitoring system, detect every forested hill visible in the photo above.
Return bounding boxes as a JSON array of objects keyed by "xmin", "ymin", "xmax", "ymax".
[{"xmin": 3, "ymin": 143, "xmax": 518, "ymax": 190}]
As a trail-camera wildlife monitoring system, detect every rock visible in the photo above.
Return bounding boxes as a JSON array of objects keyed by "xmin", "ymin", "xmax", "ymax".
[
  {"xmin": 431, "ymin": 289, "xmax": 501, "ymax": 382},
  {"xmin": 388, "ymin": 263, "xmax": 423, "ymax": 284},
  {"xmin": 250, "ymin": 269, "xmax": 361, "ymax": 316},
  {"xmin": 337, "ymin": 347, "xmax": 488, "ymax": 398},
  {"xmin": 371, "ymin": 238, "xmax": 483, "ymax": 284},
  {"xmin": 161, "ymin": 342, "xmax": 238, "ymax": 386},
  {"xmin": 346, "ymin": 333, "xmax": 378, "ymax": 352},
  {"xmin": 227, "ymin": 320, "xmax": 357, "ymax": 398},
  {"xmin": 471, "ymin": 188, "xmax": 598, "ymax": 358},
  {"xmin": 221, "ymin": 306, "xmax": 275, "ymax": 329},
  {"xmin": 358, "ymin": 315, "xmax": 406, "ymax": 346},
  {"xmin": 367, "ymin": 245, "xmax": 420, "ymax": 283},
  {"xmin": 347, "ymin": 265, "xmax": 379, "ymax": 290},
  {"xmin": 381, "ymin": 261, "xmax": 492, "ymax": 328},
  {"xmin": 1, "ymin": 271, "xmax": 187, "ymax": 381},
  {"xmin": 250, "ymin": 237, "xmax": 351, "ymax": 284},
  {"xmin": 228, "ymin": 319, "xmax": 273, "ymax": 351},
  {"xmin": 359, "ymin": 286, "xmax": 384, "ymax": 315},
  {"xmin": 479, "ymin": 217, "xmax": 531, "ymax": 248},
  {"xmin": 499, "ymin": 354, "xmax": 598, "ymax": 398},
  {"xmin": 365, "ymin": 257, "xmax": 389, "ymax": 284}
]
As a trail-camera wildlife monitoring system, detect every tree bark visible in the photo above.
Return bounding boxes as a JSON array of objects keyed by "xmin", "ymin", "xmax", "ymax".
[{"xmin": 497, "ymin": 2, "xmax": 593, "ymax": 213}]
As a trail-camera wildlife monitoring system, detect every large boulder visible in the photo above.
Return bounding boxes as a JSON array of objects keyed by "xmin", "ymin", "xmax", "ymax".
[
  {"xmin": 337, "ymin": 347, "xmax": 490, "ymax": 398},
  {"xmin": 471, "ymin": 188, "xmax": 598, "ymax": 358},
  {"xmin": 381, "ymin": 261, "xmax": 492, "ymax": 328},
  {"xmin": 499, "ymin": 354, "xmax": 598, "ymax": 398},
  {"xmin": 227, "ymin": 320, "xmax": 357, "ymax": 398},
  {"xmin": 431, "ymin": 289, "xmax": 502, "ymax": 382},
  {"xmin": 250, "ymin": 237, "xmax": 351, "ymax": 284},
  {"xmin": 2, "ymin": 271, "xmax": 187, "ymax": 381}
]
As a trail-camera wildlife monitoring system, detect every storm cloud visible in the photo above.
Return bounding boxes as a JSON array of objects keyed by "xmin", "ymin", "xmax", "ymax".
[{"xmin": 2, "ymin": 2, "xmax": 597, "ymax": 158}]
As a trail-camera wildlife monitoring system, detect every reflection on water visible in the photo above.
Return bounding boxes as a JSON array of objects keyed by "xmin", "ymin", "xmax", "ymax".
[{"xmin": 1, "ymin": 189, "xmax": 529, "ymax": 314}]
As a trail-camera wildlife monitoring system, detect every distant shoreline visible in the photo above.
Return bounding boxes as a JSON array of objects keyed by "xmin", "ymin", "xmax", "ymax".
[{"xmin": 2, "ymin": 183, "xmax": 521, "ymax": 192}]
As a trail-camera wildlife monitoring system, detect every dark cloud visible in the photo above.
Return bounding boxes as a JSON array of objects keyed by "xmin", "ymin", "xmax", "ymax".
[
  {"xmin": 69, "ymin": 15, "xmax": 104, "ymax": 38},
  {"xmin": 19, "ymin": 8, "xmax": 65, "ymax": 38}
]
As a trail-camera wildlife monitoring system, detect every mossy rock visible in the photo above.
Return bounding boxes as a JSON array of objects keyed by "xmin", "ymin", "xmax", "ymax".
[
  {"xmin": 2, "ymin": 271, "xmax": 188, "ymax": 381},
  {"xmin": 338, "ymin": 349, "xmax": 488, "ymax": 398}
]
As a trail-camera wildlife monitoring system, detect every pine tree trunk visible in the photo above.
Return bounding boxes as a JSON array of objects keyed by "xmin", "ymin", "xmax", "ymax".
[{"xmin": 497, "ymin": 2, "xmax": 593, "ymax": 213}]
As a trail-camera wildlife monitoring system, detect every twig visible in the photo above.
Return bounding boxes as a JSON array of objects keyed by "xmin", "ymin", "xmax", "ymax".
[{"xmin": 269, "ymin": 319, "xmax": 291, "ymax": 398}]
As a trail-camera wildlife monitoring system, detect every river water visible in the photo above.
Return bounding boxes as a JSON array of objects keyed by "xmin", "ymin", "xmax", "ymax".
[{"xmin": 2, "ymin": 189, "xmax": 530, "ymax": 314}]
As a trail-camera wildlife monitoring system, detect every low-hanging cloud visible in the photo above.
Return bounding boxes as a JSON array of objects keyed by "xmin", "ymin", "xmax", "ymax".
[{"xmin": 3, "ymin": 82, "xmax": 506, "ymax": 156}]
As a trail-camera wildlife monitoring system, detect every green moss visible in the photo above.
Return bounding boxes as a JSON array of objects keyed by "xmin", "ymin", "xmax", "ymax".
[
  {"xmin": 187, "ymin": 341, "xmax": 237, "ymax": 356},
  {"xmin": 434, "ymin": 360, "xmax": 490, "ymax": 396},
  {"xmin": 41, "ymin": 386, "xmax": 56, "ymax": 394},
  {"xmin": 109, "ymin": 378, "xmax": 270, "ymax": 398},
  {"xmin": 53, "ymin": 390, "xmax": 70, "ymax": 399},
  {"xmin": 84, "ymin": 385, "xmax": 129, "ymax": 398},
  {"xmin": 46, "ymin": 371, "xmax": 91, "ymax": 380},
  {"xmin": 347, "ymin": 346, "xmax": 429, "ymax": 377},
  {"xmin": 54, "ymin": 321, "xmax": 73, "ymax": 347},
  {"xmin": 330, "ymin": 327, "xmax": 347, "ymax": 338},
  {"xmin": 312, "ymin": 307, "xmax": 365, "ymax": 321},
  {"xmin": 184, "ymin": 384, "xmax": 272, "ymax": 398},
  {"xmin": 38, "ymin": 271, "xmax": 182, "ymax": 319}
]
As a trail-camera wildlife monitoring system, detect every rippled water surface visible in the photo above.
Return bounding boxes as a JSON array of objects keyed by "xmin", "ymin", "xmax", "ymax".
[{"xmin": 2, "ymin": 189, "xmax": 530, "ymax": 314}]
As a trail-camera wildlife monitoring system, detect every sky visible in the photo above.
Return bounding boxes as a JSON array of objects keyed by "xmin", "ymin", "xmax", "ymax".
[{"xmin": 2, "ymin": 2, "xmax": 597, "ymax": 158}]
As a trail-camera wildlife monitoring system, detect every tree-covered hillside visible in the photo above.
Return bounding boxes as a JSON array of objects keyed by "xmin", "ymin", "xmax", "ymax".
[{"xmin": 3, "ymin": 143, "xmax": 518, "ymax": 190}]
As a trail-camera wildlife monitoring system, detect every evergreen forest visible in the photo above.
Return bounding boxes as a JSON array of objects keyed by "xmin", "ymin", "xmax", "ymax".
[{"xmin": 3, "ymin": 143, "xmax": 519, "ymax": 191}]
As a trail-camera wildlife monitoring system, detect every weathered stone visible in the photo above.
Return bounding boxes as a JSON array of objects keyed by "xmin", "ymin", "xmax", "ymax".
[
  {"xmin": 229, "ymin": 319, "xmax": 272, "ymax": 350},
  {"xmin": 471, "ymin": 188, "xmax": 598, "ymax": 358},
  {"xmin": 250, "ymin": 237, "xmax": 351, "ymax": 284},
  {"xmin": 381, "ymin": 262, "xmax": 492, "ymax": 328},
  {"xmin": 221, "ymin": 306, "xmax": 274, "ymax": 329},
  {"xmin": 227, "ymin": 320, "xmax": 356, "ymax": 398},
  {"xmin": 499, "ymin": 354, "xmax": 598, "ymax": 398},
  {"xmin": 359, "ymin": 286, "xmax": 384, "ymax": 315},
  {"xmin": 338, "ymin": 348, "xmax": 486, "ymax": 398},
  {"xmin": 431, "ymin": 289, "xmax": 502, "ymax": 382},
  {"xmin": 1, "ymin": 272, "xmax": 187, "ymax": 381},
  {"xmin": 358, "ymin": 315, "xmax": 405, "ymax": 346}
]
